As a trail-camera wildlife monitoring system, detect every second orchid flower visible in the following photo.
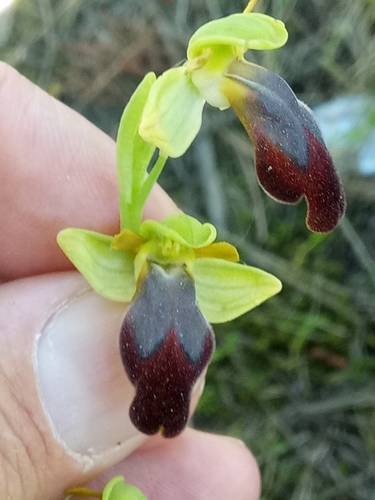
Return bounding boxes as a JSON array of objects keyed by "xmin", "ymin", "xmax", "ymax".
[{"xmin": 139, "ymin": 12, "xmax": 346, "ymax": 233}]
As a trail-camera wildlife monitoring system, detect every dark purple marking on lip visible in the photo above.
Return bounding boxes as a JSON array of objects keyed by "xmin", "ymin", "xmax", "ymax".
[
  {"xmin": 253, "ymin": 123, "xmax": 345, "ymax": 232},
  {"xmin": 120, "ymin": 263, "xmax": 214, "ymax": 437},
  {"xmin": 224, "ymin": 60, "xmax": 346, "ymax": 232}
]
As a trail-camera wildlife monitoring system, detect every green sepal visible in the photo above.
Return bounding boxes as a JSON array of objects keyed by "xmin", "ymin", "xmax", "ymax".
[
  {"xmin": 116, "ymin": 72, "xmax": 157, "ymax": 231},
  {"xmin": 187, "ymin": 13, "xmax": 288, "ymax": 59},
  {"xmin": 102, "ymin": 476, "xmax": 147, "ymax": 500},
  {"xmin": 139, "ymin": 67, "xmax": 205, "ymax": 158},
  {"xmin": 193, "ymin": 257, "xmax": 282, "ymax": 323},
  {"xmin": 57, "ymin": 229, "xmax": 136, "ymax": 302},
  {"xmin": 140, "ymin": 214, "xmax": 217, "ymax": 248}
]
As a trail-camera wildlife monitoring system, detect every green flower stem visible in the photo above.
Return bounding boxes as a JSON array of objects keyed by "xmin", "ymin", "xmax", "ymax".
[
  {"xmin": 131, "ymin": 152, "xmax": 168, "ymax": 230},
  {"xmin": 116, "ymin": 72, "xmax": 157, "ymax": 233},
  {"xmin": 243, "ymin": 0, "xmax": 258, "ymax": 13}
]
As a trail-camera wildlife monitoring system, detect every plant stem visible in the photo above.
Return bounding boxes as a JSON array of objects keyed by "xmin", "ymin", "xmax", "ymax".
[
  {"xmin": 243, "ymin": 0, "xmax": 258, "ymax": 13},
  {"xmin": 65, "ymin": 487, "xmax": 102, "ymax": 498},
  {"xmin": 132, "ymin": 152, "xmax": 168, "ymax": 229}
]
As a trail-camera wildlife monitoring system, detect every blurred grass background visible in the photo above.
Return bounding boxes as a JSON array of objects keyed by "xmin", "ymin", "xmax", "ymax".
[{"xmin": 2, "ymin": 0, "xmax": 375, "ymax": 498}]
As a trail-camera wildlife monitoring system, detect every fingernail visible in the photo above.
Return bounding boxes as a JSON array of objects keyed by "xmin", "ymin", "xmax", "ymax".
[{"xmin": 36, "ymin": 289, "xmax": 146, "ymax": 463}]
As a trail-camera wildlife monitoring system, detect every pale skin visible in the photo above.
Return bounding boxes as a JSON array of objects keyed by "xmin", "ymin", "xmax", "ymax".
[{"xmin": 0, "ymin": 62, "xmax": 261, "ymax": 500}]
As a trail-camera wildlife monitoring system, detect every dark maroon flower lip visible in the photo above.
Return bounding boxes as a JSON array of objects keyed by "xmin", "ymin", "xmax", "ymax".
[
  {"xmin": 120, "ymin": 262, "xmax": 214, "ymax": 438},
  {"xmin": 223, "ymin": 60, "xmax": 346, "ymax": 233}
]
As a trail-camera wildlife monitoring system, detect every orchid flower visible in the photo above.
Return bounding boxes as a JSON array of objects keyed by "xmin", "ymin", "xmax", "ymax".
[
  {"xmin": 57, "ymin": 71, "xmax": 281, "ymax": 439},
  {"xmin": 139, "ymin": 11, "xmax": 346, "ymax": 232}
]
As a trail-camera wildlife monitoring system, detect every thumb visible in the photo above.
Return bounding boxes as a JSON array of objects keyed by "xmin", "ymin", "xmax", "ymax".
[{"xmin": 0, "ymin": 271, "xmax": 203, "ymax": 500}]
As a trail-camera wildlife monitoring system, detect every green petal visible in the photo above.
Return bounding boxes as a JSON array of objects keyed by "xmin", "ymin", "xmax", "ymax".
[
  {"xmin": 193, "ymin": 258, "xmax": 282, "ymax": 323},
  {"xmin": 103, "ymin": 476, "xmax": 147, "ymax": 500},
  {"xmin": 187, "ymin": 13, "xmax": 288, "ymax": 59},
  {"xmin": 139, "ymin": 67, "xmax": 205, "ymax": 158},
  {"xmin": 140, "ymin": 214, "xmax": 217, "ymax": 248},
  {"xmin": 116, "ymin": 72, "xmax": 157, "ymax": 231},
  {"xmin": 112, "ymin": 229, "xmax": 147, "ymax": 255},
  {"xmin": 57, "ymin": 229, "xmax": 136, "ymax": 302},
  {"xmin": 194, "ymin": 241, "xmax": 239, "ymax": 262}
]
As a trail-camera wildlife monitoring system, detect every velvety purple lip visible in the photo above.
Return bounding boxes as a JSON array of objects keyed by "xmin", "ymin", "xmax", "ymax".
[
  {"xmin": 120, "ymin": 263, "xmax": 214, "ymax": 437},
  {"xmin": 225, "ymin": 60, "xmax": 346, "ymax": 232}
]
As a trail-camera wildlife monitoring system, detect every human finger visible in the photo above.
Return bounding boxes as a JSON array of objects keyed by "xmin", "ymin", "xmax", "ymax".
[
  {"xmin": 0, "ymin": 62, "xmax": 177, "ymax": 281},
  {"xmin": 86, "ymin": 428, "xmax": 261, "ymax": 500},
  {"xmin": 0, "ymin": 271, "xmax": 203, "ymax": 500}
]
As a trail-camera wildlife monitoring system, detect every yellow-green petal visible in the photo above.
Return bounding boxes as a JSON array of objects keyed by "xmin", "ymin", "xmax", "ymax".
[
  {"xmin": 102, "ymin": 476, "xmax": 147, "ymax": 500},
  {"xmin": 57, "ymin": 229, "xmax": 136, "ymax": 302},
  {"xmin": 193, "ymin": 258, "xmax": 282, "ymax": 323},
  {"xmin": 140, "ymin": 214, "xmax": 217, "ymax": 248},
  {"xmin": 112, "ymin": 229, "xmax": 147, "ymax": 255},
  {"xmin": 187, "ymin": 13, "xmax": 288, "ymax": 59},
  {"xmin": 194, "ymin": 241, "xmax": 239, "ymax": 261},
  {"xmin": 139, "ymin": 67, "xmax": 205, "ymax": 158}
]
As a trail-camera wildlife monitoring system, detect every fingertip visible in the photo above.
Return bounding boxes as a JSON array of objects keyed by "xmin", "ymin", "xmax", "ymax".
[
  {"xmin": 223, "ymin": 436, "xmax": 261, "ymax": 500},
  {"xmin": 87, "ymin": 429, "xmax": 261, "ymax": 500},
  {"xmin": 0, "ymin": 61, "xmax": 19, "ymax": 87}
]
